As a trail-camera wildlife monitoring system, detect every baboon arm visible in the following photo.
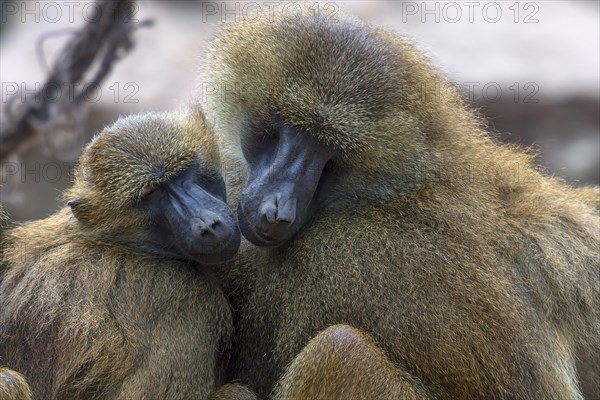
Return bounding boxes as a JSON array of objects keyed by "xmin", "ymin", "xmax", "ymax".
[
  {"xmin": 113, "ymin": 352, "xmax": 216, "ymax": 400},
  {"xmin": 272, "ymin": 325, "xmax": 428, "ymax": 400},
  {"xmin": 112, "ymin": 318, "xmax": 223, "ymax": 399}
]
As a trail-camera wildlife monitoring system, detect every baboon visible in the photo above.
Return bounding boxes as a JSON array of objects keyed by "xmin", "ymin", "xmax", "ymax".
[
  {"xmin": 0, "ymin": 110, "xmax": 255, "ymax": 399},
  {"xmin": 204, "ymin": 5, "xmax": 600, "ymax": 399}
]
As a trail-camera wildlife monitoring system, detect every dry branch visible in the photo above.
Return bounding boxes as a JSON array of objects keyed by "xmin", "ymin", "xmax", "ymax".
[{"xmin": 0, "ymin": 0, "xmax": 153, "ymax": 162}]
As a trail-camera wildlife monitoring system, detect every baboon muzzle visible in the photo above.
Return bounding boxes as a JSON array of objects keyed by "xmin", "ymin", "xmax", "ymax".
[{"xmin": 238, "ymin": 126, "xmax": 333, "ymax": 246}]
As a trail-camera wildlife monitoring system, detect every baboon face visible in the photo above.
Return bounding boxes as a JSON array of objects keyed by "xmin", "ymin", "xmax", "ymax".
[
  {"xmin": 135, "ymin": 163, "xmax": 240, "ymax": 263},
  {"xmin": 237, "ymin": 119, "xmax": 335, "ymax": 247},
  {"xmin": 68, "ymin": 112, "xmax": 241, "ymax": 263},
  {"xmin": 212, "ymin": 15, "xmax": 412, "ymax": 247}
]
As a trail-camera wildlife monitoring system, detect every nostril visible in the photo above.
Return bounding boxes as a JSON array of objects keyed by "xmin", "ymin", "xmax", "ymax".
[
  {"xmin": 274, "ymin": 196, "xmax": 296, "ymax": 225},
  {"xmin": 191, "ymin": 217, "xmax": 216, "ymax": 238},
  {"xmin": 198, "ymin": 224, "xmax": 214, "ymax": 237},
  {"xmin": 275, "ymin": 214, "xmax": 293, "ymax": 224},
  {"xmin": 199, "ymin": 227, "xmax": 213, "ymax": 237},
  {"xmin": 260, "ymin": 195, "xmax": 296, "ymax": 226},
  {"xmin": 260, "ymin": 198, "xmax": 278, "ymax": 224},
  {"xmin": 275, "ymin": 216, "xmax": 291, "ymax": 225}
]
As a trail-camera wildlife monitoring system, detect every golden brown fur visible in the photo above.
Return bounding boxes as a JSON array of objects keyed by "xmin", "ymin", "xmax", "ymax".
[
  {"xmin": 576, "ymin": 186, "xmax": 600, "ymax": 210},
  {"xmin": 0, "ymin": 110, "xmax": 242, "ymax": 399},
  {"xmin": 0, "ymin": 367, "xmax": 32, "ymax": 400},
  {"xmin": 210, "ymin": 383, "xmax": 258, "ymax": 400},
  {"xmin": 0, "ymin": 209, "xmax": 31, "ymax": 399},
  {"xmin": 204, "ymin": 4, "xmax": 600, "ymax": 399},
  {"xmin": 272, "ymin": 325, "xmax": 427, "ymax": 400},
  {"xmin": 0, "ymin": 206, "xmax": 8, "ymax": 279}
]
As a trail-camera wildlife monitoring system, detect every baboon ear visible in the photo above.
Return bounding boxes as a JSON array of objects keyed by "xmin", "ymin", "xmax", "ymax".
[{"xmin": 68, "ymin": 199, "xmax": 87, "ymax": 222}]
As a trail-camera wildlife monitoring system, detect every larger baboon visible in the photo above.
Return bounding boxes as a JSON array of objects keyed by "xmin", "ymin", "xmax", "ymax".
[
  {"xmin": 203, "ymin": 4, "xmax": 600, "ymax": 399},
  {"xmin": 0, "ymin": 110, "xmax": 254, "ymax": 399}
]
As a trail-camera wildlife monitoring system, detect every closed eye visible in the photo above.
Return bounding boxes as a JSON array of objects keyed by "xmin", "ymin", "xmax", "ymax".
[{"xmin": 195, "ymin": 171, "xmax": 226, "ymax": 201}]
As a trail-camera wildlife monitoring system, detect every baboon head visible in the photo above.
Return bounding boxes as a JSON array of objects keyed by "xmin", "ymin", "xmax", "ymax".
[
  {"xmin": 209, "ymin": 6, "xmax": 448, "ymax": 246},
  {"xmin": 66, "ymin": 110, "xmax": 241, "ymax": 263}
]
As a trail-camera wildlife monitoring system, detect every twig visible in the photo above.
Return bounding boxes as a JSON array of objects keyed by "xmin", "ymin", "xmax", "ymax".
[{"xmin": 0, "ymin": 0, "xmax": 153, "ymax": 162}]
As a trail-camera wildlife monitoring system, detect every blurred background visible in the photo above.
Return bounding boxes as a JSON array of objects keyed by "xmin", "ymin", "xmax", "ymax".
[{"xmin": 1, "ymin": 0, "xmax": 598, "ymax": 221}]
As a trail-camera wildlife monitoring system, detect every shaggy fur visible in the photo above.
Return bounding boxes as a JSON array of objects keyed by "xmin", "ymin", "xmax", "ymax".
[
  {"xmin": 0, "ymin": 206, "xmax": 10, "ymax": 281},
  {"xmin": 577, "ymin": 186, "xmax": 600, "ymax": 210},
  {"xmin": 0, "ymin": 367, "xmax": 31, "ymax": 400},
  {"xmin": 204, "ymin": 4, "xmax": 600, "ymax": 399},
  {"xmin": 0, "ymin": 110, "xmax": 241, "ymax": 399}
]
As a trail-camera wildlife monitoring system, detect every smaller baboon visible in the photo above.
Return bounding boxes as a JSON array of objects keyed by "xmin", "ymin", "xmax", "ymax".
[
  {"xmin": 0, "ymin": 368, "xmax": 32, "ymax": 400},
  {"xmin": 0, "ymin": 110, "xmax": 253, "ymax": 399}
]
